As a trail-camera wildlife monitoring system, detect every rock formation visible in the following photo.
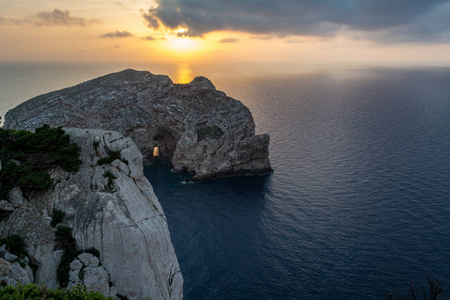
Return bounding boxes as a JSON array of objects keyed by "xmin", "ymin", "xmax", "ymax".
[
  {"xmin": 4, "ymin": 69, "xmax": 272, "ymax": 181},
  {"xmin": 0, "ymin": 129, "xmax": 183, "ymax": 300},
  {"xmin": 0, "ymin": 245, "xmax": 34, "ymax": 286}
]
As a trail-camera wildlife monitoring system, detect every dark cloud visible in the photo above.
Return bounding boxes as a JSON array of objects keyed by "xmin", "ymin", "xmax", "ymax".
[
  {"xmin": 366, "ymin": 2, "xmax": 450, "ymax": 43},
  {"xmin": 219, "ymin": 37, "xmax": 239, "ymax": 43},
  {"xmin": 250, "ymin": 35, "xmax": 273, "ymax": 40},
  {"xmin": 100, "ymin": 30, "xmax": 134, "ymax": 38},
  {"xmin": 143, "ymin": 8, "xmax": 160, "ymax": 29},
  {"xmin": 35, "ymin": 9, "xmax": 102, "ymax": 26},
  {"xmin": 143, "ymin": 0, "xmax": 450, "ymax": 42},
  {"xmin": 176, "ymin": 31, "xmax": 188, "ymax": 37},
  {"xmin": 141, "ymin": 35, "xmax": 156, "ymax": 40},
  {"xmin": 0, "ymin": 9, "xmax": 102, "ymax": 27}
]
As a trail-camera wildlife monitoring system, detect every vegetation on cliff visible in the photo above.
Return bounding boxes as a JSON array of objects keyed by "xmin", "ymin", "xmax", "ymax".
[
  {"xmin": 0, "ymin": 283, "xmax": 115, "ymax": 300},
  {"xmin": 0, "ymin": 124, "xmax": 82, "ymax": 200}
]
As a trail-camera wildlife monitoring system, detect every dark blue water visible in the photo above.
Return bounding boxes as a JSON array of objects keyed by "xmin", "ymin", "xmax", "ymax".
[{"xmin": 145, "ymin": 67, "xmax": 450, "ymax": 299}]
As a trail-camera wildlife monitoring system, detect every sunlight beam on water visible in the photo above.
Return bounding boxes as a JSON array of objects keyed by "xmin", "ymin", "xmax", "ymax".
[{"xmin": 175, "ymin": 64, "xmax": 193, "ymax": 84}]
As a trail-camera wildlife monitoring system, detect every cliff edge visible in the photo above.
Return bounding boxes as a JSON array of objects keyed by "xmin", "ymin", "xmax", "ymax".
[
  {"xmin": 4, "ymin": 69, "xmax": 272, "ymax": 181},
  {"xmin": 0, "ymin": 128, "xmax": 183, "ymax": 300}
]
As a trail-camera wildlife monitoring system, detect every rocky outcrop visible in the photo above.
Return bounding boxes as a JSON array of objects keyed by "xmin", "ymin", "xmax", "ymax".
[
  {"xmin": 68, "ymin": 253, "xmax": 110, "ymax": 296},
  {"xmin": 4, "ymin": 69, "xmax": 272, "ymax": 181},
  {"xmin": 0, "ymin": 129, "xmax": 183, "ymax": 299},
  {"xmin": 0, "ymin": 245, "xmax": 34, "ymax": 286}
]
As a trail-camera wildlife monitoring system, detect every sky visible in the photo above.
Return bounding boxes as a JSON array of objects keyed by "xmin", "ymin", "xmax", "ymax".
[{"xmin": 1, "ymin": 0, "xmax": 450, "ymax": 66}]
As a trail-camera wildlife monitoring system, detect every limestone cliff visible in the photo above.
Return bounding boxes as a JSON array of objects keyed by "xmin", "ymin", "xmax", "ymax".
[
  {"xmin": 4, "ymin": 69, "xmax": 272, "ymax": 181},
  {"xmin": 0, "ymin": 128, "xmax": 183, "ymax": 300}
]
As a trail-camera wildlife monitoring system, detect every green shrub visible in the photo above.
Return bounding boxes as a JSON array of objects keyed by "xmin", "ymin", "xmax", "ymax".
[
  {"xmin": 0, "ymin": 234, "xmax": 28, "ymax": 259},
  {"xmin": 97, "ymin": 150, "xmax": 121, "ymax": 166},
  {"xmin": 84, "ymin": 247, "xmax": 101, "ymax": 258},
  {"xmin": 55, "ymin": 226, "xmax": 76, "ymax": 251},
  {"xmin": 103, "ymin": 171, "xmax": 117, "ymax": 191},
  {"xmin": 0, "ymin": 283, "xmax": 115, "ymax": 300},
  {"xmin": 0, "ymin": 125, "xmax": 82, "ymax": 200},
  {"xmin": 55, "ymin": 226, "xmax": 78, "ymax": 288},
  {"xmin": 50, "ymin": 209, "xmax": 66, "ymax": 228},
  {"xmin": 13, "ymin": 125, "xmax": 82, "ymax": 172},
  {"xmin": 97, "ymin": 157, "xmax": 115, "ymax": 165},
  {"xmin": 0, "ymin": 161, "xmax": 52, "ymax": 192}
]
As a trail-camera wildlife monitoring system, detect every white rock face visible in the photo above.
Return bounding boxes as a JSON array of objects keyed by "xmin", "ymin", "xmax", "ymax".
[
  {"xmin": 8, "ymin": 187, "xmax": 24, "ymax": 208},
  {"xmin": 0, "ymin": 129, "xmax": 182, "ymax": 300},
  {"xmin": 8, "ymin": 262, "xmax": 33, "ymax": 284},
  {"xmin": 0, "ymin": 258, "xmax": 12, "ymax": 276},
  {"xmin": 0, "ymin": 256, "xmax": 33, "ymax": 285},
  {"xmin": 4, "ymin": 69, "xmax": 272, "ymax": 181},
  {"xmin": 68, "ymin": 253, "xmax": 110, "ymax": 297}
]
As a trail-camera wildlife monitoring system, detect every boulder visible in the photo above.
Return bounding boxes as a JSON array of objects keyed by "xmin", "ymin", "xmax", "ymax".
[
  {"xmin": 82, "ymin": 265, "xmax": 110, "ymax": 296},
  {"xmin": 8, "ymin": 187, "xmax": 24, "ymax": 208},
  {"xmin": 3, "ymin": 252, "xmax": 17, "ymax": 262},
  {"xmin": 7, "ymin": 262, "xmax": 33, "ymax": 284},
  {"xmin": 0, "ymin": 258, "xmax": 11, "ymax": 276},
  {"xmin": 0, "ymin": 201, "xmax": 14, "ymax": 212}
]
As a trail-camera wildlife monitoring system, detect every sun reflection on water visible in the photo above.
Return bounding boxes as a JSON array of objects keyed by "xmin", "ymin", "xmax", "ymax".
[{"xmin": 176, "ymin": 65, "xmax": 193, "ymax": 84}]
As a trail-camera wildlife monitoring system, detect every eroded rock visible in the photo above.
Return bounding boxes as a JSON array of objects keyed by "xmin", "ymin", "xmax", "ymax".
[
  {"xmin": 4, "ymin": 69, "xmax": 272, "ymax": 181},
  {"xmin": 0, "ymin": 129, "xmax": 182, "ymax": 299}
]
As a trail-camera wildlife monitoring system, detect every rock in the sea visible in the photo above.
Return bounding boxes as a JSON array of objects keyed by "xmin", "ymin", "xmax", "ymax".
[
  {"xmin": 4, "ymin": 69, "xmax": 272, "ymax": 181},
  {"xmin": 0, "ymin": 129, "xmax": 182, "ymax": 300}
]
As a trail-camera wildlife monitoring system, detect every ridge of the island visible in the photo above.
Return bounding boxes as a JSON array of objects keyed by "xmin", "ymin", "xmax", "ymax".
[{"xmin": 4, "ymin": 69, "xmax": 272, "ymax": 182}]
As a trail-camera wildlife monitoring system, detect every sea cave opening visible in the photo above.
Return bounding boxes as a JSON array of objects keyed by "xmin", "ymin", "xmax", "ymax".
[{"xmin": 149, "ymin": 127, "xmax": 178, "ymax": 163}]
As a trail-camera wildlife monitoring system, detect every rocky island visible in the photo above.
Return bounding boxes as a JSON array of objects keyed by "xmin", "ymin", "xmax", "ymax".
[
  {"xmin": 4, "ymin": 69, "xmax": 272, "ymax": 182},
  {"xmin": 0, "ymin": 127, "xmax": 182, "ymax": 299}
]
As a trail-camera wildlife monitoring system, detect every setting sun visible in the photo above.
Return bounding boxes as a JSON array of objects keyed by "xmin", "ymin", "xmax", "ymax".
[{"xmin": 168, "ymin": 37, "xmax": 199, "ymax": 52}]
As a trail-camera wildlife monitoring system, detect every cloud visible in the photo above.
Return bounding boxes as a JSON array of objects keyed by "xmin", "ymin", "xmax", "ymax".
[
  {"xmin": 141, "ymin": 35, "xmax": 156, "ymax": 41},
  {"xmin": 365, "ymin": 2, "xmax": 450, "ymax": 43},
  {"xmin": 250, "ymin": 35, "xmax": 273, "ymax": 40},
  {"xmin": 219, "ymin": 37, "xmax": 239, "ymax": 43},
  {"xmin": 143, "ymin": 0, "xmax": 450, "ymax": 42},
  {"xmin": 35, "ymin": 9, "xmax": 102, "ymax": 26},
  {"xmin": 100, "ymin": 30, "xmax": 134, "ymax": 38},
  {"xmin": 1, "ymin": 9, "xmax": 102, "ymax": 27},
  {"xmin": 113, "ymin": 44, "xmax": 121, "ymax": 48}
]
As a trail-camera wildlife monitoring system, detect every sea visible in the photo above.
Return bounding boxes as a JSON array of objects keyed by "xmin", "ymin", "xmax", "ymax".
[{"xmin": 1, "ymin": 62, "xmax": 450, "ymax": 299}]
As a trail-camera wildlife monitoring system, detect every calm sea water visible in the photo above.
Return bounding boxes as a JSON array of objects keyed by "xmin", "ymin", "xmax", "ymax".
[{"xmin": 2, "ymin": 64, "xmax": 450, "ymax": 299}]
